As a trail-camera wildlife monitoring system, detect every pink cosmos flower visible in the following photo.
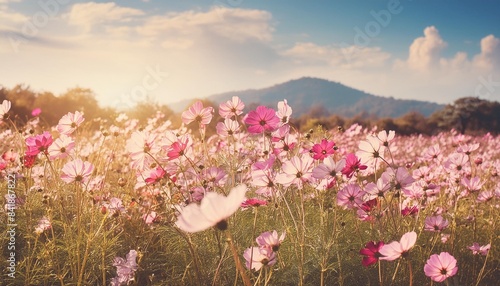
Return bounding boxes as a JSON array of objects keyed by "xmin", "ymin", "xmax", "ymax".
[
  {"xmin": 312, "ymin": 157, "xmax": 345, "ymax": 180},
  {"xmin": 477, "ymin": 191, "xmax": 494, "ymax": 203},
  {"xmin": 111, "ymin": 250, "xmax": 138, "ymax": 286},
  {"xmin": 424, "ymin": 252, "xmax": 458, "ymax": 282},
  {"xmin": 142, "ymin": 211, "xmax": 159, "ymax": 225},
  {"xmin": 468, "ymin": 243, "xmax": 490, "ymax": 255},
  {"xmin": 364, "ymin": 176, "xmax": 391, "ymax": 200},
  {"xmin": 276, "ymin": 99, "xmax": 292, "ymax": 125},
  {"xmin": 244, "ymin": 105, "xmax": 280, "ymax": 134},
  {"xmin": 0, "ymin": 100, "xmax": 11, "ymax": 119},
  {"xmin": 182, "ymin": 101, "xmax": 214, "ymax": 127},
  {"xmin": 126, "ymin": 131, "xmax": 161, "ymax": 169},
  {"xmin": 25, "ymin": 131, "xmax": 53, "ymax": 156},
  {"xmin": 337, "ymin": 184, "xmax": 365, "ymax": 209},
  {"xmin": 48, "ymin": 135, "xmax": 75, "ymax": 160},
  {"xmin": 57, "ymin": 111, "xmax": 85, "ymax": 135},
  {"xmin": 461, "ymin": 177, "xmax": 483, "ymax": 192},
  {"xmin": 144, "ymin": 167, "xmax": 166, "ymax": 185},
  {"xmin": 219, "ymin": 96, "xmax": 244, "ymax": 118},
  {"xmin": 256, "ymin": 230, "xmax": 286, "ymax": 252},
  {"xmin": 311, "ymin": 139, "xmax": 336, "ymax": 160},
  {"xmin": 31, "ymin": 108, "xmax": 42, "ymax": 117},
  {"xmin": 251, "ymin": 169, "xmax": 277, "ymax": 197},
  {"xmin": 243, "ymin": 247, "xmax": 276, "ymax": 271},
  {"xmin": 103, "ymin": 197, "xmax": 126, "ymax": 216},
  {"xmin": 379, "ymin": 231, "xmax": 417, "ymax": 261},
  {"xmin": 175, "ymin": 184, "xmax": 247, "ymax": 233},
  {"xmin": 341, "ymin": 153, "xmax": 367, "ymax": 178},
  {"xmin": 167, "ymin": 135, "xmax": 192, "ymax": 160},
  {"xmin": 34, "ymin": 216, "xmax": 51, "ymax": 234},
  {"xmin": 424, "ymin": 215, "xmax": 449, "ymax": 232},
  {"xmin": 216, "ymin": 118, "xmax": 240, "ymax": 138},
  {"xmin": 275, "ymin": 155, "xmax": 313, "ymax": 188},
  {"xmin": 360, "ymin": 241, "xmax": 385, "ymax": 267},
  {"xmin": 61, "ymin": 158, "xmax": 94, "ymax": 184}
]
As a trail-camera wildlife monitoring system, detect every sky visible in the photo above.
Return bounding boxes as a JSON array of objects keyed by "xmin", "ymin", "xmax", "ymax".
[{"xmin": 1, "ymin": 0, "xmax": 500, "ymax": 111}]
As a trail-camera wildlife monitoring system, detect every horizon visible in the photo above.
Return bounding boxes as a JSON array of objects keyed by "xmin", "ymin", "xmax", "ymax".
[{"xmin": 1, "ymin": 0, "xmax": 499, "ymax": 109}]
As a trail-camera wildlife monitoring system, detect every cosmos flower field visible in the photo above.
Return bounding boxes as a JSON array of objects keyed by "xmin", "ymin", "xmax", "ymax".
[{"xmin": 1, "ymin": 98, "xmax": 499, "ymax": 285}]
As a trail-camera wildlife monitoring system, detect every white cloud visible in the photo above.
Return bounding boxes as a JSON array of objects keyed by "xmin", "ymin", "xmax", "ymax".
[
  {"xmin": 67, "ymin": 2, "xmax": 145, "ymax": 32},
  {"xmin": 407, "ymin": 26, "xmax": 447, "ymax": 71},
  {"xmin": 283, "ymin": 42, "xmax": 390, "ymax": 69},
  {"xmin": 473, "ymin": 34, "xmax": 500, "ymax": 71}
]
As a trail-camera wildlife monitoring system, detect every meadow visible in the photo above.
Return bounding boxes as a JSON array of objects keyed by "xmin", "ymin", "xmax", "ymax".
[{"xmin": 0, "ymin": 98, "xmax": 499, "ymax": 286}]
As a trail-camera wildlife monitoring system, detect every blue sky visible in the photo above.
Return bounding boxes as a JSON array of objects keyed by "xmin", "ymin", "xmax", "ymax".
[{"xmin": 1, "ymin": 0, "xmax": 499, "ymax": 110}]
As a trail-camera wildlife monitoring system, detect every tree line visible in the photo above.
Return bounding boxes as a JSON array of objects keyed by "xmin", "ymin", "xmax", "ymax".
[{"xmin": 2, "ymin": 84, "xmax": 500, "ymax": 136}]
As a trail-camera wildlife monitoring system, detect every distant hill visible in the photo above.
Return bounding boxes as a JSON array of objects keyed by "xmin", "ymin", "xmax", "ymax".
[{"xmin": 170, "ymin": 77, "xmax": 444, "ymax": 118}]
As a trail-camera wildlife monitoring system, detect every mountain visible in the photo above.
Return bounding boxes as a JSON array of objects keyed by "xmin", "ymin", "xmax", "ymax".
[{"xmin": 170, "ymin": 77, "xmax": 444, "ymax": 118}]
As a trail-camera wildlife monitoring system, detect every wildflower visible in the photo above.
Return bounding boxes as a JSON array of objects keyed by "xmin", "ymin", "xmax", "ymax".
[
  {"xmin": 0, "ymin": 100, "xmax": 11, "ymax": 120},
  {"xmin": 424, "ymin": 215, "xmax": 449, "ymax": 232},
  {"xmin": 461, "ymin": 177, "xmax": 483, "ymax": 192},
  {"xmin": 364, "ymin": 176, "xmax": 391, "ymax": 200},
  {"xmin": 175, "ymin": 184, "xmax": 247, "ymax": 233},
  {"xmin": 243, "ymin": 247, "xmax": 276, "ymax": 271},
  {"xmin": 275, "ymin": 155, "xmax": 313, "ymax": 188},
  {"xmin": 241, "ymin": 198, "xmax": 268, "ymax": 209},
  {"xmin": 424, "ymin": 252, "xmax": 458, "ymax": 282},
  {"xmin": 357, "ymin": 135, "xmax": 382, "ymax": 165},
  {"xmin": 276, "ymin": 99, "xmax": 292, "ymax": 125},
  {"xmin": 182, "ymin": 101, "xmax": 214, "ymax": 127},
  {"xmin": 61, "ymin": 158, "xmax": 94, "ymax": 184},
  {"xmin": 48, "ymin": 135, "xmax": 75, "ymax": 160},
  {"xmin": 468, "ymin": 243, "xmax": 490, "ymax": 255},
  {"xmin": 126, "ymin": 131, "xmax": 160, "ymax": 169},
  {"xmin": 219, "ymin": 96, "xmax": 244, "ymax": 118},
  {"xmin": 25, "ymin": 131, "xmax": 53, "ymax": 156},
  {"xmin": 379, "ymin": 231, "xmax": 417, "ymax": 261},
  {"xmin": 216, "ymin": 118, "xmax": 240, "ymax": 138},
  {"xmin": 167, "ymin": 135, "xmax": 192, "ymax": 160},
  {"xmin": 376, "ymin": 130, "xmax": 395, "ymax": 147},
  {"xmin": 31, "ymin": 108, "xmax": 42, "ymax": 117},
  {"xmin": 341, "ymin": 153, "xmax": 367, "ymax": 178},
  {"xmin": 311, "ymin": 139, "xmax": 336, "ymax": 160},
  {"xmin": 312, "ymin": 157, "xmax": 345, "ymax": 182},
  {"xmin": 256, "ymin": 230, "xmax": 286, "ymax": 252},
  {"xmin": 142, "ymin": 211, "xmax": 159, "ymax": 225},
  {"xmin": 103, "ymin": 198, "xmax": 126, "ymax": 216},
  {"xmin": 477, "ymin": 191, "xmax": 494, "ymax": 203},
  {"xmin": 337, "ymin": 184, "xmax": 365, "ymax": 209},
  {"xmin": 244, "ymin": 105, "xmax": 280, "ymax": 134},
  {"xmin": 251, "ymin": 169, "xmax": 277, "ymax": 197},
  {"xmin": 34, "ymin": 216, "xmax": 51, "ymax": 234},
  {"xmin": 359, "ymin": 241, "xmax": 385, "ymax": 267},
  {"xmin": 56, "ymin": 111, "xmax": 85, "ymax": 135},
  {"xmin": 144, "ymin": 167, "xmax": 166, "ymax": 185},
  {"xmin": 111, "ymin": 250, "xmax": 138, "ymax": 286}
]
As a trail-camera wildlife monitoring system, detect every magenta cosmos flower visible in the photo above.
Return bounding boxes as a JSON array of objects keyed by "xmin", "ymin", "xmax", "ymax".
[
  {"xmin": 379, "ymin": 231, "xmax": 417, "ymax": 261},
  {"xmin": 175, "ymin": 184, "xmax": 247, "ymax": 233},
  {"xmin": 424, "ymin": 252, "xmax": 458, "ymax": 282},
  {"xmin": 31, "ymin": 108, "xmax": 42, "ymax": 117},
  {"xmin": 341, "ymin": 153, "xmax": 367, "ymax": 178},
  {"xmin": 359, "ymin": 241, "xmax": 385, "ymax": 267},
  {"xmin": 25, "ymin": 131, "xmax": 53, "ymax": 156},
  {"xmin": 311, "ymin": 139, "xmax": 336, "ymax": 160},
  {"xmin": 244, "ymin": 105, "xmax": 280, "ymax": 134},
  {"xmin": 61, "ymin": 158, "xmax": 94, "ymax": 184},
  {"xmin": 182, "ymin": 101, "xmax": 214, "ymax": 126},
  {"xmin": 57, "ymin": 111, "xmax": 85, "ymax": 135}
]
